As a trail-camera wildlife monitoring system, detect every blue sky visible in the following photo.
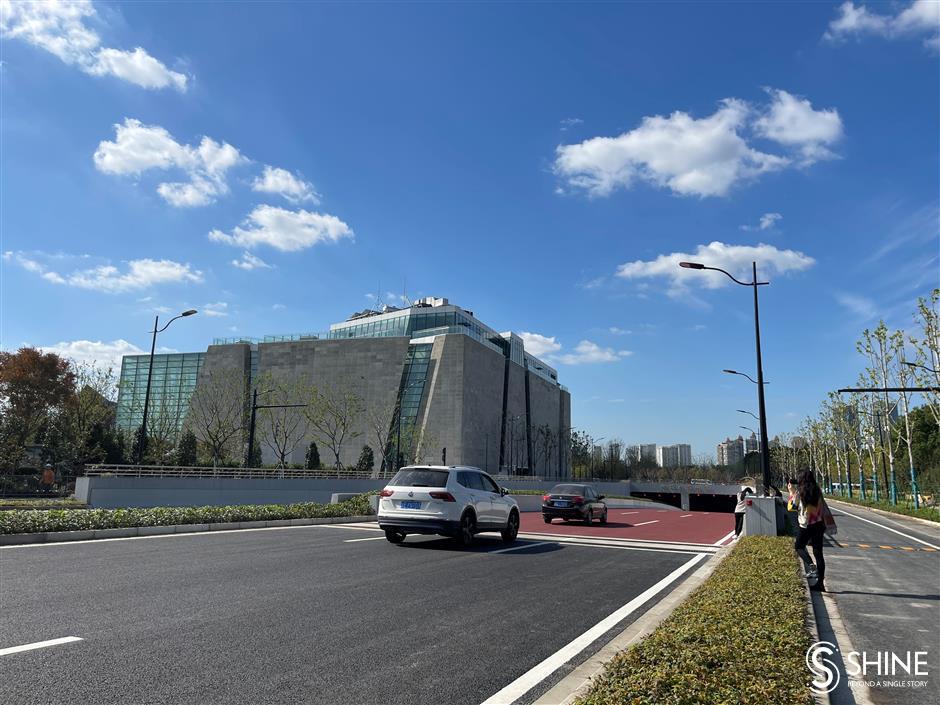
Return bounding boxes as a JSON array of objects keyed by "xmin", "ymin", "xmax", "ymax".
[{"xmin": 2, "ymin": 1, "xmax": 938, "ymax": 459}]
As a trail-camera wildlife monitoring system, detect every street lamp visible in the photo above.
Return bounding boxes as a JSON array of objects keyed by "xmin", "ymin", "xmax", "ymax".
[
  {"xmin": 245, "ymin": 389, "xmax": 307, "ymax": 469},
  {"xmin": 591, "ymin": 436, "xmax": 606, "ymax": 479},
  {"xmin": 902, "ymin": 361, "xmax": 938, "ymax": 375},
  {"xmin": 137, "ymin": 309, "xmax": 197, "ymax": 464},
  {"xmin": 723, "ymin": 369, "xmax": 769, "ymax": 385},
  {"xmin": 737, "ymin": 409, "xmax": 760, "ymax": 421},
  {"xmin": 681, "ymin": 260, "xmax": 771, "ymax": 495}
]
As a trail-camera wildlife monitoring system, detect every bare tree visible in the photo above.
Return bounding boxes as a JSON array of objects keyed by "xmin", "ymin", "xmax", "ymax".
[
  {"xmin": 256, "ymin": 373, "xmax": 308, "ymax": 468},
  {"xmin": 185, "ymin": 369, "xmax": 247, "ymax": 466},
  {"xmin": 365, "ymin": 398, "xmax": 399, "ymax": 478},
  {"xmin": 304, "ymin": 380, "xmax": 364, "ymax": 471}
]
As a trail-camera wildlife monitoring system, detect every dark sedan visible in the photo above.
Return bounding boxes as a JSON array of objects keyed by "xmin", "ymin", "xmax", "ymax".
[{"xmin": 542, "ymin": 484, "xmax": 608, "ymax": 524}]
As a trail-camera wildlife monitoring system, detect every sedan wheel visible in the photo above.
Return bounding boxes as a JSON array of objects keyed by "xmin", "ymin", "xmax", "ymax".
[
  {"xmin": 501, "ymin": 511, "xmax": 519, "ymax": 543},
  {"xmin": 599, "ymin": 511, "xmax": 608, "ymax": 525},
  {"xmin": 584, "ymin": 509, "xmax": 592, "ymax": 525}
]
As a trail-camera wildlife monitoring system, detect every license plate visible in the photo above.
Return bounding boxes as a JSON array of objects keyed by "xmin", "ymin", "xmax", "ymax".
[
  {"xmin": 555, "ymin": 501, "xmax": 569, "ymax": 508},
  {"xmin": 400, "ymin": 501, "xmax": 421, "ymax": 510}
]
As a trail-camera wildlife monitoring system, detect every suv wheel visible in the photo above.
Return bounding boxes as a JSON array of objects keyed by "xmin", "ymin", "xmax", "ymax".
[
  {"xmin": 456, "ymin": 511, "xmax": 475, "ymax": 547},
  {"xmin": 542, "ymin": 515, "xmax": 552, "ymax": 524},
  {"xmin": 599, "ymin": 510, "xmax": 608, "ymax": 525},
  {"xmin": 385, "ymin": 529, "xmax": 406, "ymax": 544},
  {"xmin": 501, "ymin": 511, "xmax": 519, "ymax": 543}
]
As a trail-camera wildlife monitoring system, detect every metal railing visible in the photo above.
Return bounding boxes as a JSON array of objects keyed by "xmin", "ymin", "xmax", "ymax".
[{"xmin": 84, "ymin": 465, "xmax": 386, "ymax": 480}]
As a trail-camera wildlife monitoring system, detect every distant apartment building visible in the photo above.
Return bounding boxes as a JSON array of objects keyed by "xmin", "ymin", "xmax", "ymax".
[
  {"xmin": 744, "ymin": 433, "xmax": 759, "ymax": 455},
  {"xmin": 717, "ymin": 436, "xmax": 745, "ymax": 466},
  {"xmin": 656, "ymin": 443, "xmax": 692, "ymax": 468},
  {"xmin": 631, "ymin": 443, "xmax": 657, "ymax": 463}
]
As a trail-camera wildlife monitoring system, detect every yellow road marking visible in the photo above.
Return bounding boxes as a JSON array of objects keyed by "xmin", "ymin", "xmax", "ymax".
[{"xmin": 879, "ymin": 545, "xmax": 894, "ymax": 550}]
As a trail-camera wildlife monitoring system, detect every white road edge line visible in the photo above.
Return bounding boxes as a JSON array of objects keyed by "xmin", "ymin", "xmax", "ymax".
[
  {"xmin": 344, "ymin": 536, "xmax": 387, "ymax": 543},
  {"xmin": 0, "ymin": 636, "xmax": 83, "ymax": 656},
  {"xmin": 479, "ymin": 553, "xmax": 708, "ymax": 705},
  {"xmin": 714, "ymin": 530, "xmax": 735, "ymax": 546},
  {"xmin": 632, "ymin": 520, "xmax": 659, "ymax": 526},
  {"xmin": 489, "ymin": 541, "xmax": 554, "ymax": 555},
  {"xmin": 620, "ymin": 511, "xmax": 639, "ymax": 515},
  {"xmin": 679, "ymin": 514, "xmax": 692, "ymax": 518},
  {"xmin": 835, "ymin": 508, "xmax": 940, "ymax": 550}
]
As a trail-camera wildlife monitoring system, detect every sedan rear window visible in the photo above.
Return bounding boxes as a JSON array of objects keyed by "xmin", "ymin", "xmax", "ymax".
[
  {"xmin": 550, "ymin": 484, "xmax": 585, "ymax": 495},
  {"xmin": 390, "ymin": 468, "xmax": 450, "ymax": 488}
]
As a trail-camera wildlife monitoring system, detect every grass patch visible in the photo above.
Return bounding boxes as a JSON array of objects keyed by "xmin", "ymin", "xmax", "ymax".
[
  {"xmin": 826, "ymin": 494, "xmax": 939, "ymax": 523},
  {"xmin": 0, "ymin": 493, "xmax": 373, "ymax": 535},
  {"xmin": 576, "ymin": 536, "xmax": 812, "ymax": 705}
]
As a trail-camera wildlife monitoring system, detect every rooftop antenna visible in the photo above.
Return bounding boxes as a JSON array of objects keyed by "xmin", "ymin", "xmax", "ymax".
[
  {"xmin": 402, "ymin": 278, "xmax": 412, "ymax": 307},
  {"xmin": 373, "ymin": 281, "xmax": 382, "ymax": 313}
]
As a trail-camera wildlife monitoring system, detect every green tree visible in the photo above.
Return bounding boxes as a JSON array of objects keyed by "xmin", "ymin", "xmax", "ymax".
[
  {"xmin": 356, "ymin": 445, "xmax": 375, "ymax": 473},
  {"xmin": 176, "ymin": 429, "xmax": 198, "ymax": 466},
  {"xmin": 305, "ymin": 441, "xmax": 321, "ymax": 470}
]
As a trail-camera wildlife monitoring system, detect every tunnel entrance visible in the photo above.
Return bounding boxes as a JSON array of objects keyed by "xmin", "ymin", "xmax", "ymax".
[
  {"xmin": 689, "ymin": 493, "xmax": 737, "ymax": 513},
  {"xmin": 631, "ymin": 491, "xmax": 682, "ymax": 509}
]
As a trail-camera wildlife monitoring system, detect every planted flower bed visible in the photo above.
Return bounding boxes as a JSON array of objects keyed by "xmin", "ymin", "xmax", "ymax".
[
  {"xmin": 576, "ymin": 536, "xmax": 812, "ymax": 705},
  {"xmin": 0, "ymin": 493, "xmax": 373, "ymax": 535}
]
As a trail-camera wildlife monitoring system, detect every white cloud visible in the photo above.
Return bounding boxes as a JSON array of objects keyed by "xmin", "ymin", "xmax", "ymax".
[
  {"xmin": 94, "ymin": 118, "xmax": 245, "ymax": 207},
  {"xmin": 39, "ymin": 339, "xmax": 145, "ymax": 372},
  {"xmin": 518, "ymin": 332, "xmax": 562, "ymax": 357},
  {"xmin": 208, "ymin": 204, "xmax": 353, "ymax": 252},
  {"xmin": 0, "ymin": 0, "xmax": 188, "ymax": 90},
  {"xmin": 6, "ymin": 251, "xmax": 202, "ymax": 293},
  {"xmin": 252, "ymin": 165, "xmax": 320, "ymax": 204},
  {"xmin": 556, "ymin": 340, "xmax": 633, "ymax": 365},
  {"xmin": 581, "ymin": 276, "xmax": 606, "ymax": 290},
  {"xmin": 202, "ymin": 302, "xmax": 228, "ymax": 317},
  {"xmin": 836, "ymin": 292, "xmax": 878, "ymax": 320},
  {"xmin": 754, "ymin": 89, "xmax": 843, "ymax": 164},
  {"xmin": 608, "ymin": 327, "xmax": 632, "ymax": 335},
  {"xmin": 272, "ymin": 303, "xmax": 286, "ymax": 311},
  {"xmin": 231, "ymin": 251, "xmax": 272, "ymax": 270},
  {"xmin": 825, "ymin": 1, "xmax": 940, "ymax": 51},
  {"xmin": 554, "ymin": 89, "xmax": 841, "ymax": 198},
  {"xmin": 560, "ymin": 117, "xmax": 584, "ymax": 130},
  {"xmin": 741, "ymin": 212, "xmax": 783, "ymax": 231},
  {"xmin": 615, "ymin": 241, "xmax": 815, "ymax": 296}
]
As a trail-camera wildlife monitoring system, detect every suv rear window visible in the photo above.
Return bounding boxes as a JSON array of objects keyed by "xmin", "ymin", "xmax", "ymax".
[{"xmin": 390, "ymin": 468, "xmax": 450, "ymax": 488}]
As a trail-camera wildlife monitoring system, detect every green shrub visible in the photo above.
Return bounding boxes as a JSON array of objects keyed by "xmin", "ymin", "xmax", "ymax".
[
  {"xmin": 0, "ymin": 493, "xmax": 374, "ymax": 535},
  {"xmin": 576, "ymin": 537, "xmax": 812, "ymax": 705}
]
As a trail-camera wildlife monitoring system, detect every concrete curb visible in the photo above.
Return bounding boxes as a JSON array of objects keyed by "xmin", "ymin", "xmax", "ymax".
[
  {"xmin": 827, "ymin": 498, "xmax": 939, "ymax": 529},
  {"xmin": 0, "ymin": 515, "xmax": 377, "ymax": 545},
  {"xmin": 803, "ymin": 578, "xmax": 832, "ymax": 705},
  {"xmin": 532, "ymin": 544, "xmax": 733, "ymax": 705}
]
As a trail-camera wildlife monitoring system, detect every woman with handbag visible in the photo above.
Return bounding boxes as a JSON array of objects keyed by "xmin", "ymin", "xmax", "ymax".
[{"xmin": 795, "ymin": 469, "xmax": 830, "ymax": 592}]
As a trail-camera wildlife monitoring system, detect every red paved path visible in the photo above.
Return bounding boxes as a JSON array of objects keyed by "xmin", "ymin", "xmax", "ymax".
[{"xmin": 519, "ymin": 508, "xmax": 734, "ymax": 545}]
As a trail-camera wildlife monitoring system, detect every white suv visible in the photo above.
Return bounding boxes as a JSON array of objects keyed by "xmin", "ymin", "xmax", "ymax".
[{"xmin": 377, "ymin": 465, "xmax": 520, "ymax": 546}]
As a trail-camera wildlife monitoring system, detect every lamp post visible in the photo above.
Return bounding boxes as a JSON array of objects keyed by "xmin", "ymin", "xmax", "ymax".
[
  {"xmin": 591, "ymin": 436, "xmax": 606, "ymax": 479},
  {"xmin": 244, "ymin": 388, "xmax": 307, "ymax": 469},
  {"xmin": 682, "ymin": 261, "xmax": 771, "ymax": 495},
  {"xmin": 137, "ymin": 309, "xmax": 197, "ymax": 464}
]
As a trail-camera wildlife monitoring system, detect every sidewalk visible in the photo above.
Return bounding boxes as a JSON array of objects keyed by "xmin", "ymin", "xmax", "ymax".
[{"xmin": 813, "ymin": 502, "xmax": 939, "ymax": 705}]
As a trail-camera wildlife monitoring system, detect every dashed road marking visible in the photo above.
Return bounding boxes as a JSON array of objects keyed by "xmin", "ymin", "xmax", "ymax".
[
  {"xmin": 633, "ymin": 520, "xmax": 660, "ymax": 527},
  {"xmin": 344, "ymin": 536, "xmax": 387, "ymax": 543}
]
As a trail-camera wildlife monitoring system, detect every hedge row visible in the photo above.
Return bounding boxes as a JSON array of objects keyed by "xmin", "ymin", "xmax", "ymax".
[
  {"xmin": 825, "ymin": 493, "xmax": 939, "ymax": 523},
  {"xmin": 576, "ymin": 537, "xmax": 812, "ymax": 705},
  {"xmin": 0, "ymin": 493, "xmax": 373, "ymax": 535}
]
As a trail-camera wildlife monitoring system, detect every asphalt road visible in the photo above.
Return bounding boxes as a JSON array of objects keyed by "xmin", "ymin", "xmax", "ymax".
[
  {"xmin": 0, "ymin": 524, "xmax": 704, "ymax": 705},
  {"xmin": 822, "ymin": 503, "xmax": 940, "ymax": 705}
]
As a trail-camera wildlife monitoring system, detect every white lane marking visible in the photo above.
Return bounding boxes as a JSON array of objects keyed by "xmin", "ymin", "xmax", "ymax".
[
  {"xmin": 714, "ymin": 530, "xmax": 735, "ymax": 546},
  {"xmin": 344, "ymin": 536, "xmax": 387, "ymax": 543},
  {"xmin": 544, "ymin": 541, "xmax": 711, "ymax": 556},
  {"xmin": 835, "ymin": 508, "xmax": 940, "ymax": 550},
  {"xmin": 0, "ymin": 636, "xmax": 83, "ymax": 656},
  {"xmin": 479, "ymin": 553, "xmax": 708, "ymax": 705},
  {"xmin": 0, "ymin": 522, "xmax": 382, "ymax": 549},
  {"xmin": 519, "ymin": 533, "xmax": 718, "ymax": 552},
  {"xmin": 489, "ymin": 541, "xmax": 554, "ymax": 555},
  {"xmin": 680, "ymin": 514, "xmax": 692, "ymax": 518},
  {"xmin": 621, "ymin": 511, "xmax": 639, "ymax": 515},
  {"xmin": 519, "ymin": 531, "xmax": 719, "ymax": 548},
  {"xmin": 633, "ymin": 520, "xmax": 659, "ymax": 526}
]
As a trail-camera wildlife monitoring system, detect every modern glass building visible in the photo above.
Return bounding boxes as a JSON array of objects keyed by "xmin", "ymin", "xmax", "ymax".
[
  {"xmin": 116, "ymin": 296, "xmax": 570, "ymax": 474},
  {"xmin": 115, "ymin": 352, "xmax": 205, "ymax": 439}
]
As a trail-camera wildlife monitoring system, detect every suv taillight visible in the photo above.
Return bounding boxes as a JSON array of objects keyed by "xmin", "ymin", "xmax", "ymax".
[
  {"xmin": 572, "ymin": 496, "xmax": 584, "ymax": 505},
  {"xmin": 542, "ymin": 494, "xmax": 551, "ymax": 502},
  {"xmin": 379, "ymin": 489, "xmax": 393, "ymax": 497},
  {"xmin": 430, "ymin": 491, "xmax": 456, "ymax": 502}
]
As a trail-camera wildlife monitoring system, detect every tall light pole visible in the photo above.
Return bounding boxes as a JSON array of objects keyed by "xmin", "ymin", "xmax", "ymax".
[
  {"xmin": 681, "ymin": 261, "xmax": 771, "ymax": 493},
  {"xmin": 137, "ymin": 309, "xmax": 197, "ymax": 464},
  {"xmin": 245, "ymin": 388, "xmax": 307, "ymax": 469},
  {"xmin": 591, "ymin": 436, "xmax": 606, "ymax": 479}
]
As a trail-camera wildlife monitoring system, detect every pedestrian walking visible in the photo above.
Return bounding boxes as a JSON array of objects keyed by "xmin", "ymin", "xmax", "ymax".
[
  {"xmin": 733, "ymin": 485, "xmax": 753, "ymax": 539},
  {"xmin": 794, "ymin": 469, "xmax": 830, "ymax": 592}
]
